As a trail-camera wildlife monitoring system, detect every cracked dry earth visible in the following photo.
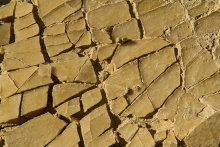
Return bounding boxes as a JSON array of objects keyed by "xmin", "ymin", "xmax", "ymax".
[{"xmin": 1, "ymin": 0, "xmax": 220, "ymax": 147}]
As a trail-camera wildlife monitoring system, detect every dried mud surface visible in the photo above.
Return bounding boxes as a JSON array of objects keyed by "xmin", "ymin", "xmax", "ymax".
[{"xmin": 1, "ymin": 0, "xmax": 220, "ymax": 147}]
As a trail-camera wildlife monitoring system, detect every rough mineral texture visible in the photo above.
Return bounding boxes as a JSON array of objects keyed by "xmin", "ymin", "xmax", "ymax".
[{"xmin": 0, "ymin": 0, "xmax": 220, "ymax": 146}]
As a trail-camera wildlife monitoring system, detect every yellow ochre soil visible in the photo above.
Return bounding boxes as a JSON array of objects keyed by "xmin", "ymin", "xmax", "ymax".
[{"xmin": 0, "ymin": 0, "xmax": 220, "ymax": 146}]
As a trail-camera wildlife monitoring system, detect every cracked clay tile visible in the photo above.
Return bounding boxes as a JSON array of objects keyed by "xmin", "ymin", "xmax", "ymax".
[
  {"xmin": 21, "ymin": 86, "xmax": 49, "ymax": 117},
  {"xmin": 56, "ymin": 97, "xmax": 81, "ymax": 118},
  {"xmin": 156, "ymin": 87, "xmax": 185, "ymax": 121},
  {"xmin": 4, "ymin": 112, "xmax": 67, "ymax": 147},
  {"xmin": 2, "ymin": 36, "xmax": 45, "ymax": 71},
  {"xmin": 14, "ymin": 13, "xmax": 36, "ymax": 31},
  {"xmin": 88, "ymin": 129, "xmax": 116, "ymax": 147},
  {"xmin": 164, "ymin": 21, "xmax": 192, "ymax": 44},
  {"xmin": 74, "ymin": 58, "xmax": 97, "ymax": 83},
  {"xmin": 214, "ymin": 45, "xmax": 220, "ymax": 66},
  {"xmin": 195, "ymin": 11, "xmax": 220, "ymax": 36},
  {"xmin": 44, "ymin": 33, "xmax": 70, "ymax": 46},
  {"xmin": 81, "ymin": 88, "xmax": 102, "ymax": 112},
  {"xmin": 42, "ymin": 2, "xmax": 79, "ymax": 26},
  {"xmin": 46, "ymin": 43, "xmax": 73, "ymax": 57},
  {"xmin": 91, "ymin": 29, "xmax": 112, "ymax": 44},
  {"xmin": 47, "ymin": 122, "xmax": 80, "ymax": 147},
  {"xmin": 190, "ymin": 70, "xmax": 220, "ymax": 98},
  {"xmin": 51, "ymin": 56, "xmax": 87, "ymax": 82},
  {"xmin": 8, "ymin": 66, "xmax": 38, "ymax": 88},
  {"xmin": 201, "ymin": 92, "xmax": 220, "ymax": 111},
  {"xmin": 52, "ymin": 83, "xmax": 93, "ymax": 107},
  {"xmin": 126, "ymin": 128, "xmax": 155, "ymax": 147},
  {"xmin": 122, "ymin": 91, "xmax": 154, "ymax": 118},
  {"xmin": 104, "ymin": 60, "xmax": 142, "ymax": 100},
  {"xmin": 37, "ymin": 0, "xmax": 66, "ymax": 18},
  {"xmin": 17, "ymin": 64, "xmax": 53, "ymax": 93},
  {"xmin": 173, "ymin": 93, "xmax": 205, "ymax": 140},
  {"xmin": 112, "ymin": 38, "xmax": 169, "ymax": 69},
  {"xmin": 140, "ymin": 2, "xmax": 185, "ymax": 37},
  {"xmin": 0, "ymin": 1, "xmax": 16, "ymax": 20},
  {"xmin": 110, "ymin": 96, "xmax": 128, "ymax": 115},
  {"xmin": 87, "ymin": 1, "xmax": 131, "ymax": 29},
  {"xmin": 97, "ymin": 44, "xmax": 117, "ymax": 61},
  {"xmin": 162, "ymin": 131, "xmax": 177, "ymax": 147},
  {"xmin": 15, "ymin": 23, "xmax": 39, "ymax": 42},
  {"xmin": 43, "ymin": 23, "xmax": 66, "ymax": 36},
  {"xmin": 0, "ymin": 94, "xmax": 21, "ymax": 123},
  {"xmin": 117, "ymin": 123, "xmax": 139, "ymax": 143},
  {"xmin": 112, "ymin": 18, "xmax": 140, "ymax": 41},
  {"xmin": 50, "ymin": 50, "xmax": 79, "ymax": 62},
  {"xmin": 67, "ymin": 18, "xmax": 86, "ymax": 32},
  {"xmin": 139, "ymin": 46, "xmax": 176, "ymax": 86},
  {"xmin": 184, "ymin": 112, "xmax": 220, "ymax": 147},
  {"xmin": 147, "ymin": 63, "xmax": 180, "ymax": 109},
  {"xmin": 136, "ymin": 0, "xmax": 163, "ymax": 16},
  {"xmin": 15, "ymin": 2, "xmax": 33, "ymax": 18},
  {"xmin": 0, "ymin": 73, "xmax": 18, "ymax": 98},
  {"xmin": 179, "ymin": 37, "xmax": 203, "ymax": 66},
  {"xmin": 185, "ymin": 50, "xmax": 220, "ymax": 88},
  {"xmin": 0, "ymin": 23, "xmax": 11, "ymax": 46},
  {"xmin": 75, "ymin": 31, "xmax": 92, "ymax": 47},
  {"xmin": 188, "ymin": 1, "xmax": 209, "ymax": 18},
  {"xmin": 80, "ymin": 104, "xmax": 111, "ymax": 146},
  {"xmin": 63, "ymin": 10, "xmax": 84, "ymax": 22}
]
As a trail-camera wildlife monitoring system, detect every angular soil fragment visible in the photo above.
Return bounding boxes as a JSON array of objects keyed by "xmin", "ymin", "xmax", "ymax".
[
  {"xmin": 88, "ymin": 129, "xmax": 116, "ymax": 147},
  {"xmin": 104, "ymin": 60, "xmax": 142, "ymax": 100},
  {"xmin": 0, "ymin": 94, "xmax": 21, "ymax": 123},
  {"xmin": 112, "ymin": 19, "xmax": 140, "ymax": 40},
  {"xmin": 0, "ymin": 73, "xmax": 19, "ymax": 98},
  {"xmin": 15, "ymin": 2, "xmax": 33, "ymax": 18},
  {"xmin": 39, "ymin": 0, "xmax": 81, "ymax": 26},
  {"xmin": 21, "ymin": 86, "xmax": 49, "ymax": 116},
  {"xmin": 110, "ymin": 96, "xmax": 128, "ymax": 115},
  {"xmin": 185, "ymin": 50, "xmax": 219, "ymax": 88},
  {"xmin": 184, "ymin": 112, "xmax": 220, "ymax": 146},
  {"xmin": 147, "ymin": 63, "xmax": 180, "ymax": 109},
  {"xmin": 195, "ymin": 11, "xmax": 220, "ymax": 36},
  {"xmin": 47, "ymin": 122, "xmax": 80, "ymax": 147},
  {"xmin": 123, "ymin": 91, "xmax": 154, "ymax": 117},
  {"xmin": 201, "ymin": 92, "xmax": 220, "ymax": 110},
  {"xmin": 87, "ymin": 1, "xmax": 131, "ymax": 29},
  {"xmin": 139, "ymin": 47, "xmax": 176, "ymax": 86},
  {"xmin": 52, "ymin": 83, "xmax": 93, "ymax": 107},
  {"xmin": 126, "ymin": 128, "xmax": 155, "ymax": 147},
  {"xmin": 112, "ymin": 38, "xmax": 169, "ymax": 68},
  {"xmin": 97, "ymin": 44, "xmax": 117, "ymax": 61},
  {"xmin": 179, "ymin": 37, "xmax": 203, "ymax": 66},
  {"xmin": 17, "ymin": 64, "xmax": 53, "ymax": 93},
  {"xmin": 91, "ymin": 29, "xmax": 112, "ymax": 44},
  {"xmin": 140, "ymin": 2, "xmax": 185, "ymax": 37},
  {"xmin": 0, "ymin": 1, "xmax": 16, "ymax": 20},
  {"xmin": 164, "ymin": 21, "xmax": 192, "ymax": 44},
  {"xmin": 190, "ymin": 71, "xmax": 220, "ymax": 98},
  {"xmin": 2, "ymin": 37, "xmax": 45, "ymax": 71},
  {"xmin": 4, "ymin": 113, "xmax": 67, "ymax": 147},
  {"xmin": 56, "ymin": 97, "xmax": 81, "ymax": 118},
  {"xmin": 117, "ymin": 122, "xmax": 139, "ymax": 144},
  {"xmin": 136, "ymin": 0, "xmax": 163, "ymax": 16},
  {"xmin": 173, "ymin": 93, "xmax": 205, "ymax": 140},
  {"xmin": 80, "ymin": 105, "xmax": 111, "ymax": 146},
  {"xmin": 0, "ymin": 23, "xmax": 11, "ymax": 46},
  {"xmin": 81, "ymin": 88, "xmax": 103, "ymax": 112}
]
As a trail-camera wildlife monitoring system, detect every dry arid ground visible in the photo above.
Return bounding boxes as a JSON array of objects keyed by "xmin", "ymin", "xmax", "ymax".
[{"xmin": 0, "ymin": 0, "xmax": 220, "ymax": 146}]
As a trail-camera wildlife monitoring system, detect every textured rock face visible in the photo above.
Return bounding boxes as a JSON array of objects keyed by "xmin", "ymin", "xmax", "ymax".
[{"xmin": 0, "ymin": 0, "xmax": 220, "ymax": 146}]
